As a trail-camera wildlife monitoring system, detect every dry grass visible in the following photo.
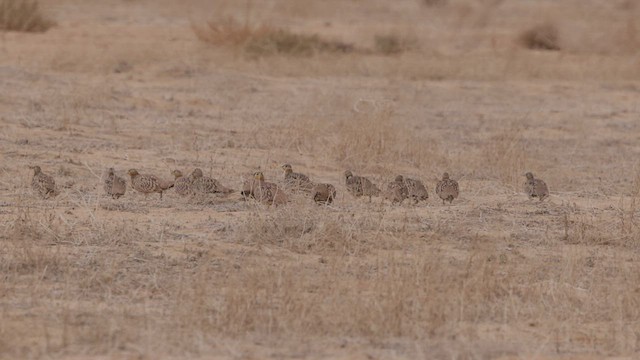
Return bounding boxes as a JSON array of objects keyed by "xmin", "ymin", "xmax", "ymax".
[
  {"xmin": 374, "ymin": 34, "xmax": 417, "ymax": 55},
  {"xmin": 421, "ymin": 0, "xmax": 447, "ymax": 7},
  {"xmin": 519, "ymin": 23, "xmax": 561, "ymax": 51},
  {"xmin": 0, "ymin": 0, "xmax": 54, "ymax": 32},
  {"xmin": 4, "ymin": 0, "xmax": 640, "ymax": 358},
  {"xmin": 193, "ymin": 18, "xmax": 355, "ymax": 57},
  {"xmin": 330, "ymin": 104, "xmax": 446, "ymax": 172}
]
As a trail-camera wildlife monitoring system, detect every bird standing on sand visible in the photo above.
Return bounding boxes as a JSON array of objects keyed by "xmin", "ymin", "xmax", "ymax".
[
  {"xmin": 103, "ymin": 168, "xmax": 126, "ymax": 199},
  {"xmin": 344, "ymin": 170, "xmax": 380, "ymax": 201},
  {"xmin": 29, "ymin": 165, "xmax": 56, "ymax": 198},
  {"xmin": 128, "ymin": 169, "xmax": 174, "ymax": 199},
  {"xmin": 436, "ymin": 172, "xmax": 459, "ymax": 204},
  {"xmin": 524, "ymin": 172, "xmax": 549, "ymax": 201}
]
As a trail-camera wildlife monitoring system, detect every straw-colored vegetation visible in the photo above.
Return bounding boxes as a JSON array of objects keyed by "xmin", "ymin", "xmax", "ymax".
[
  {"xmin": 0, "ymin": 0, "xmax": 54, "ymax": 32},
  {"xmin": 1, "ymin": 0, "xmax": 640, "ymax": 359}
]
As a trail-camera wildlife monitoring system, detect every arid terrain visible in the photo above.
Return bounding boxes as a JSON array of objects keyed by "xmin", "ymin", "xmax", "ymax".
[{"xmin": 2, "ymin": 0, "xmax": 640, "ymax": 358}]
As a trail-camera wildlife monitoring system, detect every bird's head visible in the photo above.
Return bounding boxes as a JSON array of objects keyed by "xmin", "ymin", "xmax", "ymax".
[
  {"xmin": 282, "ymin": 164, "xmax": 293, "ymax": 174},
  {"xmin": 28, "ymin": 165, "xmax": 42, "ymax": 174}
]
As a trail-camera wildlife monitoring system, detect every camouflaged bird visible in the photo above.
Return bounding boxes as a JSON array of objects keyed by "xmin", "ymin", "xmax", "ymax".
[
  {"xmin": 524, "ymin": 172, "xmax": 549, "ymax": 201},
  {"xmin": 404, "ymin": 177, "xmax": 428, "ymax": 203},
  {"xmin": 241, "ymin": 172, "xmax": 287, "ymax": 205},
  {"xmin": 103, "ymin": 168, "xmax": 126, "ymax": 199},
  {"xmin": 312, "ymin": 183, "xmax": 336, "ymax": 205},
  {"xmin": 384, "ymin": 175, "xmax": 409, "ymax": 204},
  {"xmin": 29, "ymin": 165, "xmax": 56, "ymax": 198},
  {"xmin": 435, "ymin": 172, "xmax": 459, "ymax": 204},
  {"xmin": 282, "ymin": 164, "xmax": 314, "ymax": 191},
  {"xmin": 190, "ymin": 168, "xmax": 233, "ymax": 195},
  {"xmin": 171, "ymin": 170, "xmax": 193, "ymax": 196},
  {"xmin": 344, "ymin": 170, "xmax": 381, "ymax": 201},
  {"xmin": 128, "ymin": 169, "xmax": 174, "ymax": 199}
]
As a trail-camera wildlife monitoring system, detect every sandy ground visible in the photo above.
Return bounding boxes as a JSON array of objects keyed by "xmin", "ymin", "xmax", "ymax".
[{"xmin": 1, "ymin": 0, "xmax": 640, "ymax": 359}]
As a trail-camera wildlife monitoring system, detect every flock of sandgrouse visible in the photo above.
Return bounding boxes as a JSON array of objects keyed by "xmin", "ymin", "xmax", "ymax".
[{"xmin": 28, "ymin": 164, "xmax": 550, "ymax": 205}]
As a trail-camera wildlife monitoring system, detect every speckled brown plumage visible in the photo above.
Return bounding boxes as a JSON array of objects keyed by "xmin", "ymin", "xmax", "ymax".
[
  {"xmin": 128, "ymin": 169, "xmax": 173, "ymax": 200},
  {"xmin": 384, "ymin": 175, "xmax": 409, "ymax": 204},
  {"xmin": 524, "ymin": 172, "xmax": 549, "ymax": 201},
  {"xmin": 103, "ymin": 168, "xmax": 126, "ymax": 199},
  {"xmin": 172, "ymin": 170, "xmax": 193, "ymax": 196},
  {"xmin": 190, "ymin": 168, "xmax": 233, "ymax": 194},
  {"xmin": 436, "ymin": 172, "xmax": 459, "ymax": 204},
  {"xmin": 241, "ymin": 172, "xmax": 287, "ymax": 205},
  {"xmin": 404, "ymin": 177, "xmax": 428, "ymax": 203},
  {"xmin": 282, "ymin": 164, "xmax": 314, "ymax": 191},
  {"xmin": 344, "ymin": 170, "xmax": 380, "ymax": 201},
  {"xmin": 29, "ymin": 165, "xmax": 56, "ymax": 198},
  {"xmin": 312, "ymin": 183, "xmax": 336, "ymax": 205}
]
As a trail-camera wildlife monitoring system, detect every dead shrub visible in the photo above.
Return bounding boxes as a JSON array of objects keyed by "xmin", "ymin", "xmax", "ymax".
[
  {"xmin": 0, "ymin": 0, "xmax": 55, "ymax": 32},
  {"xmin": 193, "ymin": 18, "xmax": 354, "ymax": 57},
  {"xmin": 192, "ymin": 18, "xmax": 264, "ymax": 47},
  {"xmin": 374, "ymin": 34, "xmax": 417, "ymax": 55},
  {"xmin": 244, "ymin": 29, "xmax": 354, "ymax": 57},
  {"xmin": 421, "ymin": 0, "xmax": 447, "ymax": 6},
  {"xmin": 519, "ymin": 23, "xmax": 561, "ymax": 51}
]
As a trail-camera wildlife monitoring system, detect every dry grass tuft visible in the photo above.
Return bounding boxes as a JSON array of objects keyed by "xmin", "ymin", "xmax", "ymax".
[
  {"xmin": 193, "ymin": 18, "xmax": 355, "ymax": 57},
  {"xmin": 233, "ymin": 205, "xmax": 380, "ymax": 256},
  {"xmin": 0, "ymin": 0, "xmax": 54, "ymax": 32},
  {"xmin": 519, "ymin": 23, "xmax": 561, "ymax": 51},
  {"xmin": 374, "ymin": 34, "xmax": 417, "ymax": 55},
  {"xmin": 421, "ymin": 0, "xmax": 448, "ymax": 7}
]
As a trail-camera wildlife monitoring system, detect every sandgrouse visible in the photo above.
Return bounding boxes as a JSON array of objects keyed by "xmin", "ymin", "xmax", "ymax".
[
  {"xmin": 103, "ymin": 168, "xmax": 126, "ymax": 199},
  {"xmin": 128, "ymin": 169, "xmax": 174, "ymax": 199},
  {"xmin": 344, "ymin": 170, "xmax": 380, "ymax": 201},
  {"xmin": 384, "ymin": 175, "xmax": 409, "ymax": 204},
  {"xmin": 404, "ymin": 177, "xmax": 429, "ymax": 203},
  {"xmin": 241, "ymin": 172, "xmax": 287, "ymax": 205},
  {"xmin": 282, "ymin": 164, "xmax": 314, "ymax": 191},
  {"xmin": 524, "ymin": 172, "xmax": 549, "ymax": 201},
  {"xmin": 172, "ymin": 170, "xmax": 193, "ymax": 196},
  {"xmin": 29, "ymin": 165, "xmax": 56, "ymax": 198},
  {"xmin": 436, "ymin": 172, "xmax": 459, "ymax": 204},
  {"xmin": 190, "ymin": 168, "xmax": 233, "ymax": 195},
  {"xmin": 312, "ymin": 183, "xmax": 336, "ymax": 205}
]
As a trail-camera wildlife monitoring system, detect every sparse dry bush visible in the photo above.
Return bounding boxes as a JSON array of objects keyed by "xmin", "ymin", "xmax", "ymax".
[
  {"xmin": 421, "ymin": 0, "xmax": 447, "ymax": 7},
  {"xmin": 519, "ymin": 23, "xmax": 561, "ymax": 51},
  {"xmin": 244, "ymin": 29, "xmax": 355, "ymax": 57},
  {"xmin": 193, "ymin": 18, "xmax": 354, "ymax": 57},
  {"xmin": 0, "ymin": 0, "xmax": 54, "ymax": 32},
  {"xmin": 374, "ymin": 34, "xmax": 417, "ymax": 55}
]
